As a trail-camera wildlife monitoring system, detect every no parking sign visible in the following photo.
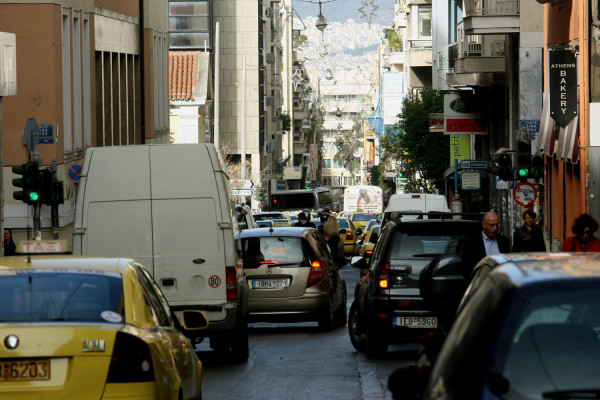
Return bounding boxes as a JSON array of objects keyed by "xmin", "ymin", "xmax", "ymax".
[{"xmin": 67, "ymin": 163, "xmax": 83, "ymax": 184}]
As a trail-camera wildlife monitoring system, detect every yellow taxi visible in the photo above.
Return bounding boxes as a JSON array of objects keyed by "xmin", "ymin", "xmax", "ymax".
[
  {"xmin": 0, "ymin": 240, "xmax": 209, "ymax": 400},
  {"xmin": 348, "ymin": 211, "xmax": 378, "ymax": 231},
  {"xmin": 359, "ymin": 224, "xmax": 381, "ymax": 263}
]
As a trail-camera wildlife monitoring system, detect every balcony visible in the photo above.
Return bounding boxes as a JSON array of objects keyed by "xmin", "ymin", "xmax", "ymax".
[
  {"xmin": 405, "ymin": 40, "xmax": 432, "ymax": 68},
  {"xmin": 462, "ymin": 0, "xmax": 519, "ymax": 35}
]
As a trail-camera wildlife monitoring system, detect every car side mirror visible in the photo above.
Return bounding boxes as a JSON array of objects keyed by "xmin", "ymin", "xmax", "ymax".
[
  {"xmin": 339, "ymin": 228, "xmax": 347, "ymax": 235},
  {"xmin": 350, "ymin": 256, "xmax": 367, "ymax": 269},
  {"xmin": 356, "ymin": 227, "xmax": 363, "ymax": 235}
]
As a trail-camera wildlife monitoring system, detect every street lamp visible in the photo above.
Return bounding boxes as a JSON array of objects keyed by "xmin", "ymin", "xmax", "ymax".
[{"xmin": 316, "ymin": 2, "xmax": 328, "ymax": 31}]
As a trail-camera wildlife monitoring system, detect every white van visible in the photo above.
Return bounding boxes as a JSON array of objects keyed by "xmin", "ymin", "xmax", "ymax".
[
  {"xmin": 72, "ymin": 144, "xmax": 249, "ymax": 360},
  {"xmin": 383, "ymin": 193, "xmax": 451, "ymax": 224}
]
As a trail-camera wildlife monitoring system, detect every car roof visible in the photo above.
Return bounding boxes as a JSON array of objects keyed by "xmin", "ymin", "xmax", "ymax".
[
  {"xmin": 479, "ymin": 252, "xmax": 600, "ymax": 284},
  {"xmin": 236, "ymin": 226, "xmax": 311, "ymax": 238},
  {"xmin": 0, "ymin": 255, "xmax": 133, "ymax": 274}
]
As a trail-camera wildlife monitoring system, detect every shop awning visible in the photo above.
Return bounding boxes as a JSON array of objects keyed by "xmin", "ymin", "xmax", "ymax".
[{"xmin": 536, "ymin": 92, "xmax": 580, "ymax": 164}]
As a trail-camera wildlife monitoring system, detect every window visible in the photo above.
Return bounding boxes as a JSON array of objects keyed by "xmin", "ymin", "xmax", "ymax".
[
  {"xmin": 169, "ymin": 1, "xmax": 211, "ymax": 50},
  {"xmin": 418, "ymin": 6, "xmax": 432, "ymax": 38},
  {"xmin": 323, "ymin": 159, "xmax": 331, "ymax": 168}
]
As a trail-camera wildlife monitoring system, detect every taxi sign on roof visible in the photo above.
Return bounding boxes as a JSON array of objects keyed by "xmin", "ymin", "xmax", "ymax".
[{"xmin": 16, "ymin": 240, "xmax": 71, "ymax": 254}]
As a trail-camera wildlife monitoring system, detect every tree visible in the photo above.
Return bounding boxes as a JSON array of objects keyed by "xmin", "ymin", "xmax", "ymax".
[
  {"xmin": 381, "ymin": 87, "xmax": 448, "ymax": 192},
  {"xmin": 334, "ymin": 118, "xmax": 363, "ymax": 178}
]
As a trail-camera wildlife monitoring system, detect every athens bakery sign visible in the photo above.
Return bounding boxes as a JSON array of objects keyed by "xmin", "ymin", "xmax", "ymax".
[{"xmin": 549, "ymin": 47, "xmax": 577, "ymax": 128}]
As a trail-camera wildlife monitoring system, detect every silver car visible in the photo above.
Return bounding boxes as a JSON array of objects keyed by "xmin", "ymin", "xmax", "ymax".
[{"xmin": 235, "ymin": 227, "xmax": 347, "ymax": 330}]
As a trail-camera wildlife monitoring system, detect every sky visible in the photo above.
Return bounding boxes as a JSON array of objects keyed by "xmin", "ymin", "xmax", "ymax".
[{"xmin": 293, "ymin": 0, "xmax": 396, "ymax": 26}]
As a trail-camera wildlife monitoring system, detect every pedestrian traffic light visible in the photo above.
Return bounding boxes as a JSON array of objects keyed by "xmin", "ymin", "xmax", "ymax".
[
  {"xmin": 12, "ymin": 162, "xmax": 42, "ymax": 204},
  {"xmin": 497, "ymin": 152, "xmax": 513, "ymax": 181},
  {"xmin": 52, "ymin": 180, "xmax": 64, "ymax": 205},
  {"xmin": 531, "ymin": 154, "xmax": 544, "ymax": 180},
  {"xmin": 516, "ymin": 141, "xmax": 532, "ymax": 181},
  {"xmin": 40, "ymin": 168, "xmax": 54, "ymax": 205}
]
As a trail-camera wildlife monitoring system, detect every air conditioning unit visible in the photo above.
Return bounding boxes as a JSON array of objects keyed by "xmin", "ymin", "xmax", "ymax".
[{"xmin": 265, "ymin": 53, "xmax": 275, "ymax": 64}]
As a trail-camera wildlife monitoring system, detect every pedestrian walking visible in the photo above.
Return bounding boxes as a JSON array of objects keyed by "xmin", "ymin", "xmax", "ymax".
[
  {"xmin": 461, "ymin": 211, "xmax": 511, "ymax": 279},
  {"xmin": 512, "ymin": 209, "xmax": 546, "ymax": 252},
  {"xmin": 562, "ymin": 213, "xmax": 600, "ymax": 252}
]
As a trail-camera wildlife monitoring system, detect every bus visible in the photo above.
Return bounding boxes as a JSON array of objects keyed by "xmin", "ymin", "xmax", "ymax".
[
  {"xmin": 343, "ymin": 185, "xmax": 383, "ymax": 213},
  {"xmin": 270, "ymin": 188, "xmax": 333, "ymax": 213}
]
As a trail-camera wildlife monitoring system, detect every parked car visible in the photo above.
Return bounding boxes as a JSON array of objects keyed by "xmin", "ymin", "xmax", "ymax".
[
  {"xmin": 0, "ymin": 240, "xmax": 209, "ymax": 400},
  {"xmin": 348, "ymin": 217, "xmax": 482, "ymax": 358},
  {"xmin": 235, "ymin": 227, "xmax": 347, "ymax": 330},
  {"xmin": 253, "ymin": 212, "xmax": 291, "ymax": 227},
  {"xmin": 389, "ymin": 252, "xmax": 600, "ymax": 400}
]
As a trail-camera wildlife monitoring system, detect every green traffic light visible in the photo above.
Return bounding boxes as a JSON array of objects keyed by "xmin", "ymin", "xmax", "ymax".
[
  {"xmin": 29, "ymin": 191, "xmax": 40, "ymax": 202},
  {"xmin": 518, "ymin": 168, "xmax": 529, "ymax": 178}
]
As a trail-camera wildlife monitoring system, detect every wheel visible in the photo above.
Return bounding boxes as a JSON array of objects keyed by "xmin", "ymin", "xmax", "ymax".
[
  {"xmin": 333, "ymin": 287, "xmax": 347, "ymax": 327},
  {"xmin": 365, "ymin": 322, "xmax": 387, "ymax": 359},
  {"xmin": 318, "ymin": 295, "xmax": 335, "ymax": 331},
  {"xmin": 348, "ymin": 301, "xmax": 366, "ymax": 352}
]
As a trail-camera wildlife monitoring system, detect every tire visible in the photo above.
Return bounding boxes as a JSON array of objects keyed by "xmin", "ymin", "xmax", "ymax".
[
  {"xmin": 333, "ymin": 287, "xmax": 347, "ymax": 327},
  {"xmin": 318, "ymin": 295, "xmax": 335, "ymax": 331},
  {"xmin": 365, "ymin": 323, "xmax": 387, "ymax": 359},
  {"xmin": 348, "ymin": 301, "xmax": 366, "ymax": 352}
]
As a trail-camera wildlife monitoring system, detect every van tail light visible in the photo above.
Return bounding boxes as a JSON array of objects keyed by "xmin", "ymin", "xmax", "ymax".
[
  {"xmin": 106, "ymin": 332, "xmax": 155, "ymax": 383},
  {"xmin": 226, "ymin": 266, "xmax": 238, "ymax": 300},
  {"xmin": 375, "ymin": 262, "xmax": 390, "ymax": 289},
  {"xmin": 307, "ymin": 260, "xmax": 325, "ymax": 288},
  {"xmin": 345, "ymin": 231, "xmax": 354, "ymax": 240},
  {"xmin": 365, "ymin": 250, "xmax": 373, "ymax": 258}
]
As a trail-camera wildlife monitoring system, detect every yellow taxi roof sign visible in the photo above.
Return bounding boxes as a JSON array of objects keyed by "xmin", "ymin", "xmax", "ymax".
[{"xmin": 16, "ymin": 240, "xmax": 72, "ymax": 254}]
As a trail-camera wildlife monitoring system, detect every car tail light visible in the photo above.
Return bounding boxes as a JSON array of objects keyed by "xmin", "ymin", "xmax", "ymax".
[
  {"xmin": 226, "ymin": 266, "xmax": 238, "ymax": 300},
  {"xmin": 106, "ymin": 332, "xmax": 155, "ymax": 383},
  {"xmin": 346, "ymin": 231, "xmax": 354, "ymax": 240},
  {"xmin": 307, "ymin": 260, "xmax": 325, "ymax": 288},
  {"xmin": 375, "ymin": 262, "xmax": 390, "ymax": 289},
  {"xmin": 365, "ymin": 250, "xmax": 373, "ymax": 258}
]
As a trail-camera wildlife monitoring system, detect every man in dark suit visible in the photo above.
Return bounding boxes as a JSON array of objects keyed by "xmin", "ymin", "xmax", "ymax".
[{"xmin": 461, "ymin": 211, "xmax": 511, "ymax": 279}]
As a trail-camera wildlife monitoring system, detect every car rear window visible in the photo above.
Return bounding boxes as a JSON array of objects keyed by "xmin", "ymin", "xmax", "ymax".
[
  {"xmin": 337, "ymin": 219, "xmax": 349, "ymax": 229},
  {"xmin": 391, "ymin": 224, "xmax": 479, "ymax": 258},
  {"xmin": 0, "ymin": 270, "xmax": 124, "ymax": 322},
  {"xmin": 352, "ymin": 213, "xmax": 375, "ymax": 221},
  {"xmin": 241, "ymin": 236, "xmax": 305, "ymax": 267}
]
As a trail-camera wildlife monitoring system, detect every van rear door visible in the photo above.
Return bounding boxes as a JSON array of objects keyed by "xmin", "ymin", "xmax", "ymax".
[{"xmin": 149, "ymin": 145, "xmax": 227, "ymax": 314}]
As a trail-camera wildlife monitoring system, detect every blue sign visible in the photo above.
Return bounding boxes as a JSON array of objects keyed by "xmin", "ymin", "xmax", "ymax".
[
  {"xmin": 460, "ymin": 160, "xmax": 488, "ymax": 169},
  {"xmin": 519, "ymin": 119, "xmax": 540, "ymax": 134},
  {"xmin": 67, "ymin": 163, "xmax": 83, "ymax": 184},
  {"xmin": 38, "ymin": 124, "xmax": 54, "ymax": 144}
]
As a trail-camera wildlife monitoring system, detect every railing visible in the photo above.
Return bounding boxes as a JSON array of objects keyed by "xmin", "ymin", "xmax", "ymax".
[
  {"xmin": 466, "ymin": 0, "xmax": 519, "ymax": 16},
  {"xmin": 406, "ymin": 39, "xmax": 433, "ymax": 50}
]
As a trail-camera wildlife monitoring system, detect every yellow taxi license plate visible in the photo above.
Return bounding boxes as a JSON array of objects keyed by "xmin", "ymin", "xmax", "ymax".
[{"xmin": 0, "ymin": 360, "xmax": 50, "ymax": 381}]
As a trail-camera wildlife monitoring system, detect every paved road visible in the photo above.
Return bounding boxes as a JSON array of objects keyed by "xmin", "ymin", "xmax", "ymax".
[{"xmin": 198, "ymin": 267, "xmax": 420, "ymax": 400}]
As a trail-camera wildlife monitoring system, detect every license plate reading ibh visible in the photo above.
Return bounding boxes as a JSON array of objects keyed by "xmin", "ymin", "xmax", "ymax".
[
  {"xmin": 0, "ymin": 359, "xmax": 50, "ymax": 381},
  {"xmin": 251, "ymin": 279, "xmax": 289, "ymax": 289},
  {"xmin": 395, "ymin": 317, "xmax": 437, "ymax": 328}
]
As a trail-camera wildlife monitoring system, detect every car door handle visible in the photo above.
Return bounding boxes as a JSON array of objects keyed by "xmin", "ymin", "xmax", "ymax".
[{"xmin": 193, "ymin": 258, "xmax": 206, "ymax": 264}]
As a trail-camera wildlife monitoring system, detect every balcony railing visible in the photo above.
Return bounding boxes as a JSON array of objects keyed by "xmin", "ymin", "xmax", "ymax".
[
  {"xmin": 406, "ymin": 39, "xmax": 433, "ymax": 50},
  {"xmin": 465, "ymin": 0, "xmax": 519, "ymax": 16}
]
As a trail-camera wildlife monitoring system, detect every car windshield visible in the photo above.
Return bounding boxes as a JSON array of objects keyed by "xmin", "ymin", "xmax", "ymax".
[
  {"xmin": 0, "ymin": 269, "xmax": 124, "ymax": 322},
  {"xmin": 352, "ymin": 213, "xmax": 375, "ymax": 221},
  {"xmin": 492, "ymin": 284, "xmax": 600, "ymax": 400},
  {"xmin": 241, "ymin": 236, "xmax": 305, "ymax": 267}
]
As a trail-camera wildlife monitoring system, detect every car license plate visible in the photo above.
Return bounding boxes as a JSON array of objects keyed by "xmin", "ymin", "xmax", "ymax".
[
  {"xmin": 394, "ymin": 317, "xmax": 437, "ymax": 328},
  {"xmin": 0, "ymin": 359, "xmax": 50, "ymax": 381},
  {"xmin": 251, "ymin": 279, "xmax": 289, "ymax": 289}
]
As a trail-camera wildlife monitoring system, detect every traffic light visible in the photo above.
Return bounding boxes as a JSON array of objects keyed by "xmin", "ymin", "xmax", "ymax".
[
  {"xmin": 52, "ymin": 180, "xmax": 64, "ymax": 205},
  {"xmin": 516, "ymin": 141, "xmax": 532, "ymax": 181},
  {"xmin": 40, "ymin": 168, "xmax": 54, "ymax": 205},
  {"xmin": 12, "ymin": 162, "xmax": 41, "ymax": 204},
  {"xmin": 497, "ymin": 152, "xmax": 513, "ymax": 181},
  {"xmin": 531, "ymin": 154, "xmax": 544, "ymax": 180}
]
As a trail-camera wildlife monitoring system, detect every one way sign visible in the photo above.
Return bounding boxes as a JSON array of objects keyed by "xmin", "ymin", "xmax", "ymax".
[{"xmin": 229, "ymin": 179, "xmax": 256, "ymax": 190}]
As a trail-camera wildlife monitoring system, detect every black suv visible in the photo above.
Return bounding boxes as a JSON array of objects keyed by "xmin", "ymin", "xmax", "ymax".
[{"xmin": 348, "ymin": 216, "xmax": 482, "ymax": 358}]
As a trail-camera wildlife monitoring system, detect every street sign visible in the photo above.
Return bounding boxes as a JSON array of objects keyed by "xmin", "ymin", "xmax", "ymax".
[
  {"xmin": 460, "ymin": 160, "xmax": 488, "ymax": 169},
  {"xmin": 231, "ymin": 189, "xmax": 255, "ymax": 197},
  {"xmin": 229, "ymin": 179, "xmax": 255, "ymax": 190},
  {"xmin": 66, "ymin": 163, "xmax": 83, "ymax": 184},
  {"xmin": 461, "ymin": 172, "xmax": 481, "ymax": 190},
  {"xmin": 513, "ymin": 182, "xmax": 537, "ymax": 206}
]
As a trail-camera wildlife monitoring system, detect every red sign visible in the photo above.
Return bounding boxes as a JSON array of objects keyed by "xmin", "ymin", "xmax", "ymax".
[
  {"xmin": 208, "ymin": 275, "xmax": 222, "ymax": 288},
  {"xmin": 513, "ymin": 182, "xmax": 537, "ymax": 206},
  {"xmin": 445, "ymin": 118, "xmax": 487, "ymax": 134}
]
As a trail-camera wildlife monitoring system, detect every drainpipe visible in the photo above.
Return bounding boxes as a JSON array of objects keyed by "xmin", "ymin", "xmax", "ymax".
[{"xmin": 139, "ymin": 0, "xmax": 146, "ymax": 144}]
